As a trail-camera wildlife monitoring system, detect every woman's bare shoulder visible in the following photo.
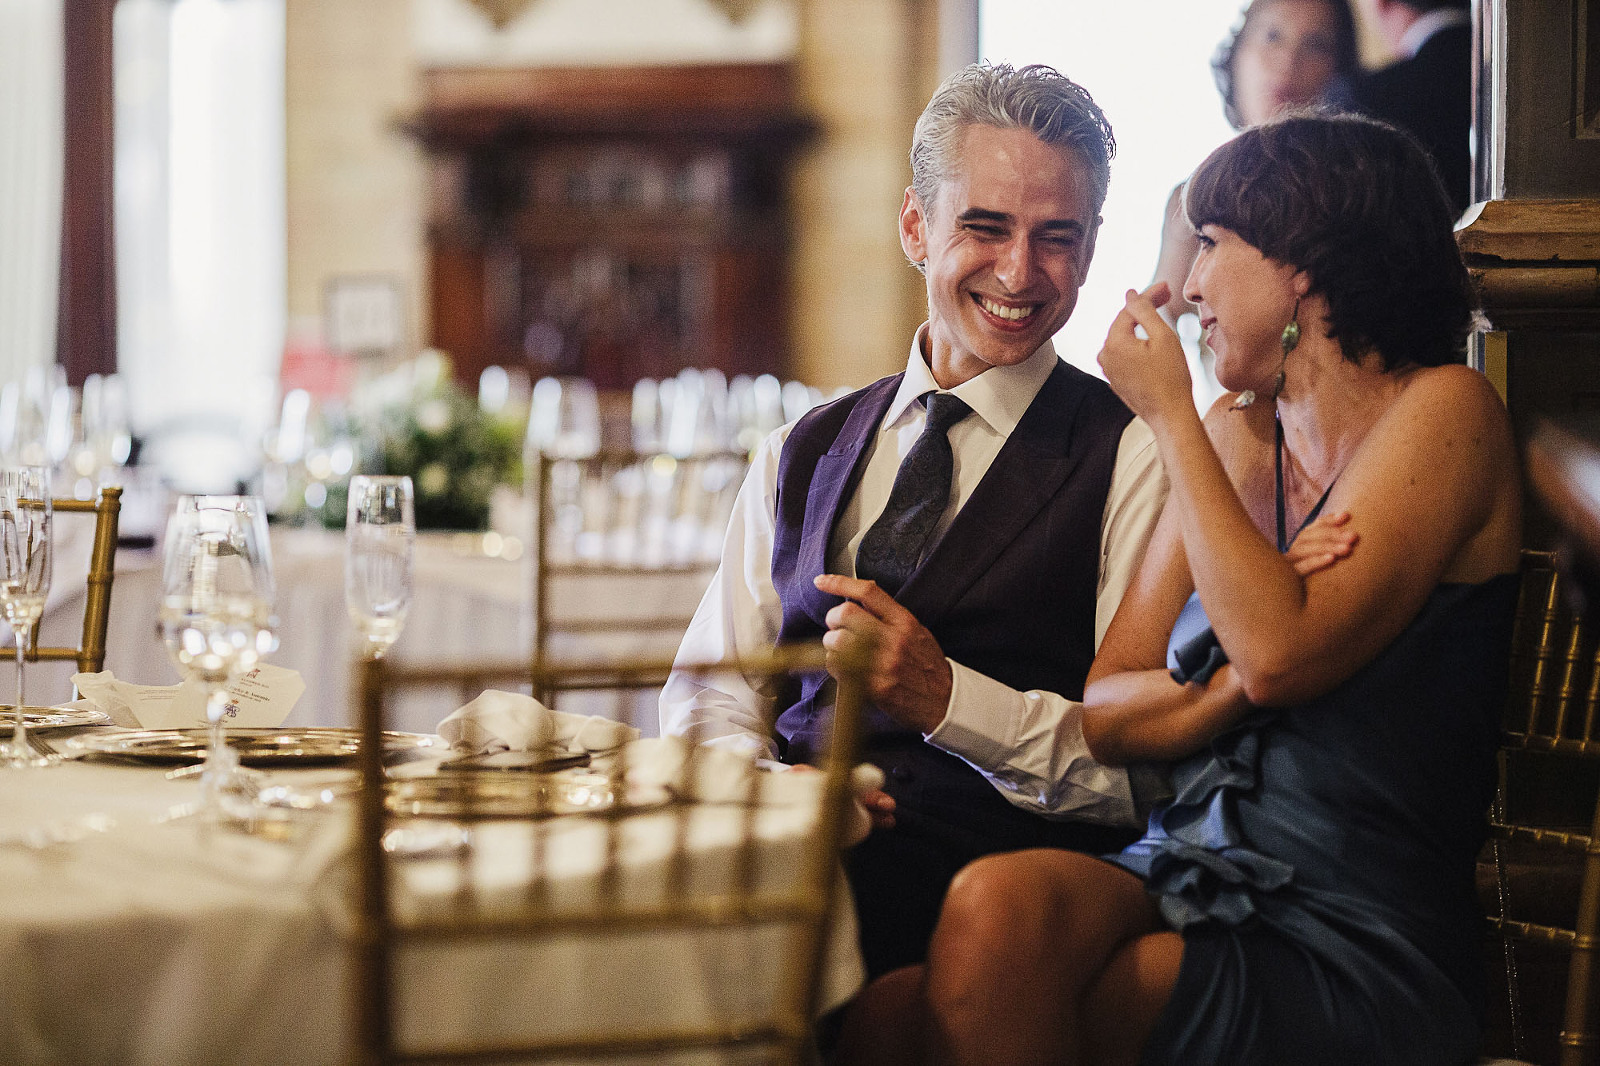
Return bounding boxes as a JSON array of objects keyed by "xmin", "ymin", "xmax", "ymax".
[
  {"xmin": 1349, "ymin": 362, "xmax": 1521, "ymax": 577},
  {"xmin": 1400, "ymin": 360, "xmax": 1504, "ymax": 403},
  {"xmin": 1390, "ymin": 363, "xmax": 1514, "ymax": 443},
  {"xmin": 1202, "ymin": 393, "xmax": 1275, "ymax": 459}
]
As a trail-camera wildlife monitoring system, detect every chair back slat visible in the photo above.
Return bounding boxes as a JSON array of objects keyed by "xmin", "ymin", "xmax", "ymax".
[
  {"xmin": 531, "ymin": 449, "xmax": 748, "ymax": 714},
  {"xmin": 27, "ymin": 487, "xmax": 121, "ymax": 674},
  {"xmin": 351, "ymin": 643, "xmax": 863, "ymax": 1066},
  {"xmin": 1489, "ymin": 550, "xmax": 1600, "ymax": 1065}
]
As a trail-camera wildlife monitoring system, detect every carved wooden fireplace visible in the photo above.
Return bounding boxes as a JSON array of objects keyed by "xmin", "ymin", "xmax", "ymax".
[{"xmin": 411, "ymin": 63, "xmax": 813, "ymax": 391}]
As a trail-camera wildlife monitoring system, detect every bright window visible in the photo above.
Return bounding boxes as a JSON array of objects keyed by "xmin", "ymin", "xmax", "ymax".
[
  {"xmin": 115, "ymin": 0, "xmax": 284, "ymax": 490},
  {"xmin": 981, "ymin": 0, "xmax": 1244, "ymax": 391}
]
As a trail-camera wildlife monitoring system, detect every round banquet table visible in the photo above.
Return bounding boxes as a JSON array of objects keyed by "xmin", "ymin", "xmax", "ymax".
[{"xmin": 0, "ymin": 750, "xmax": 863, "ymax": 1065}]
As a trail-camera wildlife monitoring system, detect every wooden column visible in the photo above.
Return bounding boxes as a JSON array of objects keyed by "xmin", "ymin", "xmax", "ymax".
[
  {"xmin": 1464, "ymin": 13, "xmax": 1600, "ymax": 1056},
  {"xmin": 56, "ymin": 0, "xmax": 117, "ymax": 385},
  {"xmin": 1462, "ymin": 1, "xmax": 1600, "ymax": 550}
]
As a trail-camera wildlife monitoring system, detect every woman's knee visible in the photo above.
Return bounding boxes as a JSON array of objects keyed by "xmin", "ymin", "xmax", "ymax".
[
  {"xmin": 944, "ymin": 849, "xmax": 1114, "ymax": 928},
  {"xmin": 925, "ymin": 849, "xmax": 1092, "ymax": 1001},
  {"xmin": 929, "ymin": 850, "xmax": 1153, "ymax": 988},
  {"xmin": 936, "ymin": 850, "xmax": 1063, "ymax": 951}
]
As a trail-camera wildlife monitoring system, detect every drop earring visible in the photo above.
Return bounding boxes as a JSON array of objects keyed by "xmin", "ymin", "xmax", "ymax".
[{"xmin": 1271, "ymin": 296, "xmax": 1301, "ymax": 401}]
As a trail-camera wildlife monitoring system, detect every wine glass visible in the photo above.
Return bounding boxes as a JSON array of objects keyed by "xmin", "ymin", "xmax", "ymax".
[
  {"xmin": 526, "ymin": 376, "xmax": 601, "ymax": 459},
  {"xmin": 0, "ymin": 468, "xmax": 52, "ymax": 769},
  {"xmin": 157, "ymin": 496, "xmax": 278, "ymax": 814},
  {"xmin": 81, "ymin": 373, "xmax": 133, "ymax": 487},
  {"xmin": 345, "ymin": 475, "xmax": 414, "ymax": 659}
]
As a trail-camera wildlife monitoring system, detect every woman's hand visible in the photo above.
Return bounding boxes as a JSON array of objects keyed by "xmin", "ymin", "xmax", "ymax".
[
  {"xmin": 1285, "ymin": 510, "xmax": 1358, "ymax": 576},
  {"xmin": 1098, "ymin": 282, "xmax": 1195, "ymax": 430}
]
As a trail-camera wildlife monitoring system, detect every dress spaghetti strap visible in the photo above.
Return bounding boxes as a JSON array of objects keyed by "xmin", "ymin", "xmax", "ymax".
[{"xmin": 1275, "ymin": 411, "xmax": 1337, "ymax": 552}]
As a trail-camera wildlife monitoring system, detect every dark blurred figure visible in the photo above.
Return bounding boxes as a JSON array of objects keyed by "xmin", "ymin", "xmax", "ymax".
[{"xmin": 1333, "ymin": 0, "xmax": 1471, "ymax": 214}]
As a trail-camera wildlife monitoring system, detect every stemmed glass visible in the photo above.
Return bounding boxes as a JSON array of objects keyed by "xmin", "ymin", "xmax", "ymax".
[
  {"xmin": 157, "ymin": 496, "xmax": 278, "ymax": 814},
  {"xmin": 345, "ymin": 475, "xmax": 414, "ymax": 659},
  {"xmin": 81, "ymin": 373, "xmax": 132, "ymax": 486},
  {"xmin": 0, "ymin": 468, "xmax": 52, "ymax": 769},
  {"xmin": 526, "ymin": 377, "xmax": 601, "ymax": 459}
]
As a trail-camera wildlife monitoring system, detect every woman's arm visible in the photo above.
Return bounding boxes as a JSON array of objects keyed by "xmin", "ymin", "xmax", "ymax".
[
  {"xmin": 1150, "ymin": 185, "xmax": 1199, "ymax": 329},
  {"xmin": 1084, "ymin": 493, "xmax": 1203, "ymax": 764},
  {"xmin": 1085, "ymin": 502, "xmax": 1355, "ymax": 766},
  {"xmin": 1100, "ymin": 286, "xmax": 1521, "ymax": 708},
  {"xmin": 1085, "ymin": 665, "xmax": 1250, "ymax": 766}
]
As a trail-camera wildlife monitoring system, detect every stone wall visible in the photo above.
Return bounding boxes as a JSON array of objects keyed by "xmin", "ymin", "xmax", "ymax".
[{"xmin": 285, "ymin": 0, "xmax": 425, "ymax": 348}]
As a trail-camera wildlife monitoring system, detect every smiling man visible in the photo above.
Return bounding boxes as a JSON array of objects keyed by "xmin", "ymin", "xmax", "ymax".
[{"xmin": 661, "ymin": 63, "xmax": 1166, "ymax": 979}]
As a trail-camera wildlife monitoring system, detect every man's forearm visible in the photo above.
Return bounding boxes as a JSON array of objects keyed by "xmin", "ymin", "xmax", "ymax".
[{"xmin": 924, "ymin": 660, "xmax": 1139, "ymax": 826}]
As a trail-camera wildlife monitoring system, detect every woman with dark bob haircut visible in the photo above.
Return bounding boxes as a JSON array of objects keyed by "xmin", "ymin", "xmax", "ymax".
[{"xmin": 833, "ymin": 113, "xmax": 1521, "ymax": 1065}]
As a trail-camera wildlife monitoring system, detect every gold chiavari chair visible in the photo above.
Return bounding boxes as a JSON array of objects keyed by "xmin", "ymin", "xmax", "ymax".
[
  {"xmin": 350, "ymin": 641, "xmax": 864, "ymax": 1066},
  {"xmin": 1483, "ymin": 549, "xmax": 1600, "ymax": 1065},
  {"xmin": 531, "ymin": 450, "xmax": 748, "ymax": 713},
  {"xmin": 27, "ymin": 486, "xmax": 121, "ymax": 674}
]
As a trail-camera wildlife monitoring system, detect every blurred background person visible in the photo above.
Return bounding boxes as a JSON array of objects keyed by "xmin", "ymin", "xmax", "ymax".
[{"xmin": 1150, "ymin": 0, "xmax": 1359, "ymax": 408}]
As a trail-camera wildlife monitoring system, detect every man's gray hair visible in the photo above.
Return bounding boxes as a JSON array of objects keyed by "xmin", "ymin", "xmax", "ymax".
[{"xmin": 910, "ymin": 62, "xmax": 1115, "ymax": 218}]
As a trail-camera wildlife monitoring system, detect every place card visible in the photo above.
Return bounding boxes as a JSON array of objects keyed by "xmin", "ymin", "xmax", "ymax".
[{"xmin": 71, "ymin": 665, "xmax": 306, "ymax": 730}]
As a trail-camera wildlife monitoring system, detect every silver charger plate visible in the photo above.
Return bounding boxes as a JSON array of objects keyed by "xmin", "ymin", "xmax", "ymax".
[
  {"xmin": 0, "ymin": 701, "xmax": 111, "ymax": 734},
  {"xmin": 385, "ymin": 769, "xmax": 638, "ymax": 819},
  {"xmin": 62, "ymin": 727, "xmax": 445, "ymax": 767}
]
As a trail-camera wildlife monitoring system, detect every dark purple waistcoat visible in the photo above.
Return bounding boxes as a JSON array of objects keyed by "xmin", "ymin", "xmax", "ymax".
[{"xmin": 771, "ymin": 360, "xmax": 1134, "ymax": 785}]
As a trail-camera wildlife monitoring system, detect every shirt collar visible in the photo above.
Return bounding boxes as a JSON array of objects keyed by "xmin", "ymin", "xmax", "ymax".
[
  {"xmin": 1399, "ymin": 8, "xmax": 1469, "ymax": 59},
  {"xmin": 883, "ymin": 323, "xmax": 1060, "ymax": 436}
]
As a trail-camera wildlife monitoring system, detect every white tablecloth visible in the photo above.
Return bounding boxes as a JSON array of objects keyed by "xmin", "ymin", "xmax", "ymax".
[
  {"xmin": 0, "ymin": 754, "xmax": 863, "ymax": 1065},
  {"xmin": 32, "ymin": 527, "xmax": 712, "ymax": 736}
]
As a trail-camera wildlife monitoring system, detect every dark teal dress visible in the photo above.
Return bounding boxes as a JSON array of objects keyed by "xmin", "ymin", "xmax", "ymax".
[{"xmin": 1113, "ymin": 574, "xmax": 1517, "ymax": 1064}]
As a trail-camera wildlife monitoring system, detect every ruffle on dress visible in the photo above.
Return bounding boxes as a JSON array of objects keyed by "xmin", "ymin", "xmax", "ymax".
[
  {"xmin": 1114, "ymin": 717, "xmax": 1294, "ymax": 931},
  {"xmin": 1166, "ymin": 592, "xmax": 1229, "ymax": 685}
]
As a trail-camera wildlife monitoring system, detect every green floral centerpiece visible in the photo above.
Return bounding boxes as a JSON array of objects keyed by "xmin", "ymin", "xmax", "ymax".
[{"xmin": 354, "ymin": 352, "xmax": 522, "ymax": 531}]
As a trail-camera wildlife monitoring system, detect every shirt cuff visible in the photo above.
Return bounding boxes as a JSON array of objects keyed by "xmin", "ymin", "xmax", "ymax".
[{"xmin": 924, "ymin": 658, "xmax": 1023, "ymax": 771}]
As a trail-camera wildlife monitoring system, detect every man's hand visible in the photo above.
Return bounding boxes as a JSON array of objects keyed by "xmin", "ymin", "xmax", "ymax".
[
  {"xmin": 813, "ymin": 573, "xmax": 953, "ymax": 733},
  {"xmin": 859, "ymin": 787, "xmax": 897, "ymax": 831},
  {"xmin": 794, "ymin": 763, "xmax": 896, "ymax": 846}
]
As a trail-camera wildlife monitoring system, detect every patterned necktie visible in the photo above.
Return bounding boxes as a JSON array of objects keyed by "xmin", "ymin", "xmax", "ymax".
[{"xmin": 855, "ymin": 392, "xmax": 973, "ymax": 597}]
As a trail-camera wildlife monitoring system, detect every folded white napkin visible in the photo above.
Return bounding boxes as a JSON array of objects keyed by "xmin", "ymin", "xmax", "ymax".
[
  {"xmin": 437, "ymin": 690, "xmax": 637, "ymax": 755},
  {"xmin": 619, "ymin": 736, "xmax": 760, "ymax": 804},
  {"xmin": 71, "ymin": 665, "xmax": 305, "ymax": 730}
]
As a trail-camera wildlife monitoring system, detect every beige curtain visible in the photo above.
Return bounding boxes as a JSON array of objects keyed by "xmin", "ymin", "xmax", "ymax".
[{"xmin": 0, "ymin": 0, "xmax": 64, "ymax": 388}]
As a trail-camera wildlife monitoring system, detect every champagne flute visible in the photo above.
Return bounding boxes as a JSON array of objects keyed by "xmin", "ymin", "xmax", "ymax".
[
  {"xmin": 527, "ymin": 377, "xmax": 601, "ymax": 459},
  {"xmin": 345, "ymin": 475, "xmax": 414, "ymax": 658},
  {"xmin": 157, "ymin": 496, "xmax": 278, "ymax": 813},
  {"xmin": 0, "ymin": 468, "xmax": 51, "ymax": 769}
]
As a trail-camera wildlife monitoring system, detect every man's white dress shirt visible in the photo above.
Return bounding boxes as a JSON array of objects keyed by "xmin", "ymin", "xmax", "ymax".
[{"xmin": 660, "ymin": 330, "xmax": 1167, "ymax": 827}]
